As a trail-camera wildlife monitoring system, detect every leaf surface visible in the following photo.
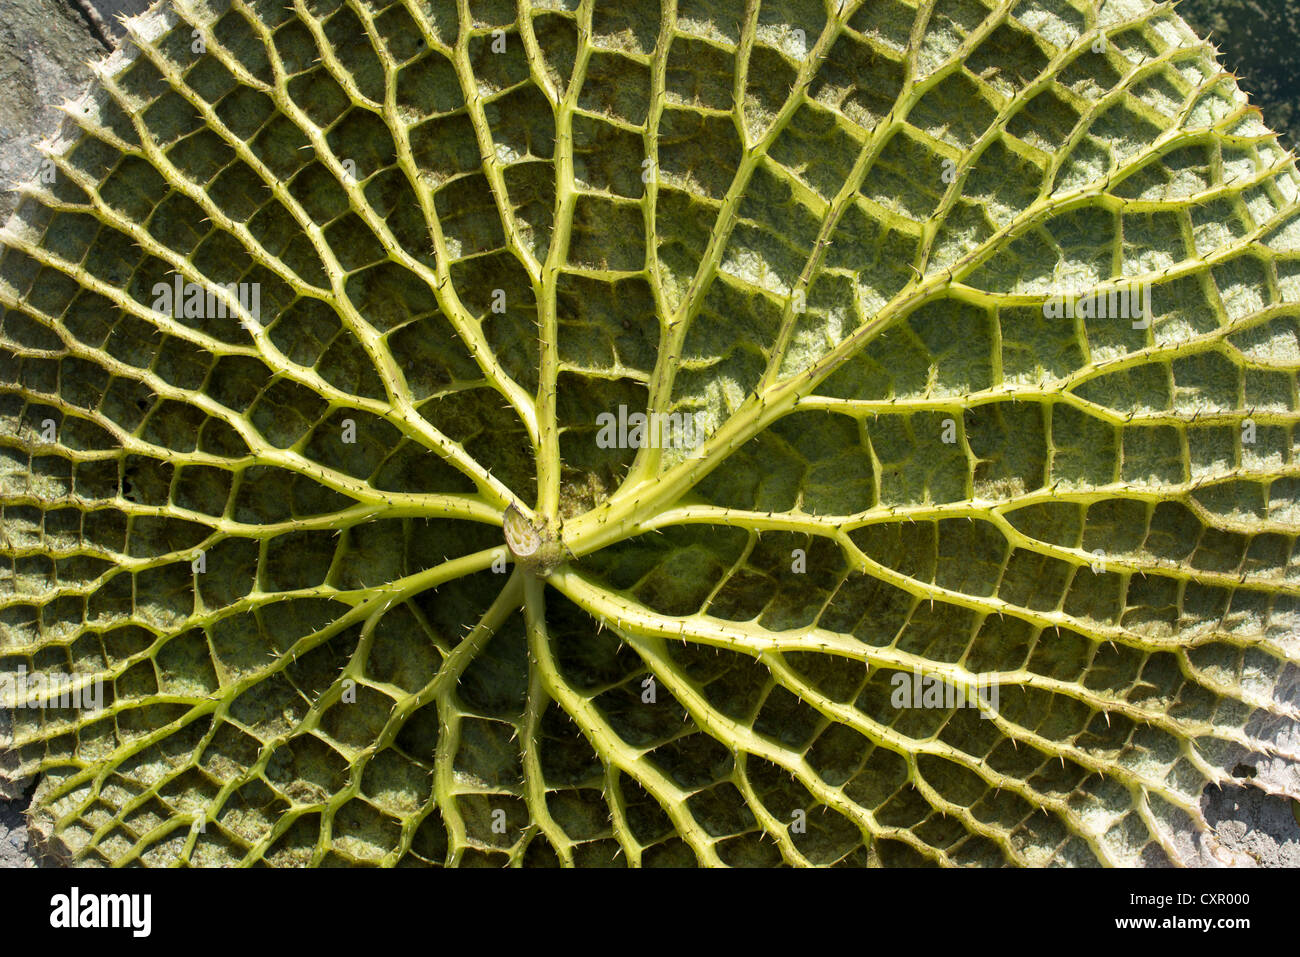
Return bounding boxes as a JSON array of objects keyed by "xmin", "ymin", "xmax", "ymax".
[{"xmin": 1, "ymin": 0, "xmax": 1298, "ymax": 866}]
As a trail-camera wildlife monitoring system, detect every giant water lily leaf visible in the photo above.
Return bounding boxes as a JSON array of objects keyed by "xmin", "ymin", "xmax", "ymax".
[{"xmin": 0, "ymin": 0, "xmax": 1298, "ymax": 867}]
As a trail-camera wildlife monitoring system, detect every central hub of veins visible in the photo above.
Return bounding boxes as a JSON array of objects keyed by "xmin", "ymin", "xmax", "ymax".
[{"xmin": 503, "ymin": 504, "xmax": 565, "ymax": 577}]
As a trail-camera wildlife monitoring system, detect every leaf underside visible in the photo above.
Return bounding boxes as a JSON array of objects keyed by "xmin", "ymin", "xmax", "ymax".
[{"xmin": 1, "ymin": 0, "xmax": 1298, "ymax": 867}]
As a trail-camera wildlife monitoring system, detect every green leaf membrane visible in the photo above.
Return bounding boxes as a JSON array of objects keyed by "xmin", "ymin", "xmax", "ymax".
[{"xmin": 1, "ymin": 0, "xmax": 1297, "ymax": 867}]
